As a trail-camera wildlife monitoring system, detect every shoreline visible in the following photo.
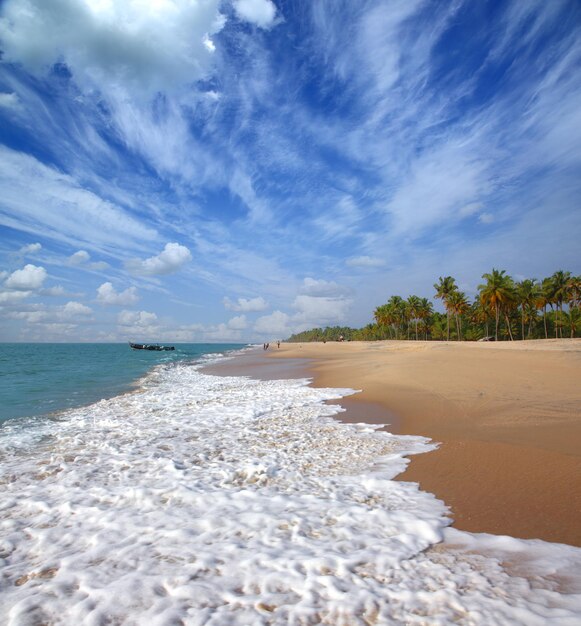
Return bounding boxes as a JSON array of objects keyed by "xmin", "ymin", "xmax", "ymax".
[{"xmin": 209, "ymin": 339, "xmax": 581, "ymax": 546}]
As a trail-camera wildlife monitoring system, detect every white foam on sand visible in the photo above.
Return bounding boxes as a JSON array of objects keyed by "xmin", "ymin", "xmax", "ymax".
[{"xmin": 1, "ymin": 358, "xmax": 580, "ymax": 625}]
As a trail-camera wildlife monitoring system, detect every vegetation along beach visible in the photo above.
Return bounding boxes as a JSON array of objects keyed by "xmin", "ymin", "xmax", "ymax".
[{"xmin": 1, "ymin": 0, "xmax": 581, "ymax": 624}]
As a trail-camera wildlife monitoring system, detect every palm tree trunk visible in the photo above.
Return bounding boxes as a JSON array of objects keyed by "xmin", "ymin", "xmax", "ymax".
[
  {"xmin": 446, "ymin": 311, "xmax": 450, "ymax": 341},
  {"xmin": 505, "ymin": 313, "xmax": 514, "ymax": 340},
  {"xmin": 521, "ymin": 307, "xmax": 525, "ymax": 340},
  {"xmin": 495, "ymin": 304, "xmax": 500, "ymax": 341},
  {"xmin": 543, "ymin": 307, "xmax": 548, "ymax": 339}
]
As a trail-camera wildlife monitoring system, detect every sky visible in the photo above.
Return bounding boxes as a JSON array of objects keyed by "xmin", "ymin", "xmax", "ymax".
[{"xmin": 0, "ymin": 0, "xmax": 580, "ymax": 343}]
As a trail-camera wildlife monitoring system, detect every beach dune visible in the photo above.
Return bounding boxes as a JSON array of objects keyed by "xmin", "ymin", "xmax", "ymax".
[{"xmin": 264, "ymin": 339, "xmax": 581, "ymax": 546}]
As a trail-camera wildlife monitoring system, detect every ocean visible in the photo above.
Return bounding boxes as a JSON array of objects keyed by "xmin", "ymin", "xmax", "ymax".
[{"xmin": 1, "ymin": 343, "xmax": 580, "ymax": 625}]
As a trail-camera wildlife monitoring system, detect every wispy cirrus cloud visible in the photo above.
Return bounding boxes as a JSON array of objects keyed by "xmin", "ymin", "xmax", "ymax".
[
  {"xmin": 0, "ymin": 146, "xmax": 158, "ymax": 254},
  {"xmin": 0, "ymin": 0, "xmax": 579, "ymax": 341}
]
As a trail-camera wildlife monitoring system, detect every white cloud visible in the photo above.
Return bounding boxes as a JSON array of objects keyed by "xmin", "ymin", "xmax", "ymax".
[
  {"xmin": 89, "ymin": 261, "xmax": 109, "ymax": 271},
  {"xmin": 478, "ymin": 212, "xmax": 495, "ymax": 224},
  {"xmin": 384, "ymin": 142, "xmax": 491, "ymax": 237},
  {"xmin": 0, "ymin": 290, "xmax": 31, "ymax": 304},
  {"xmin": 68, "ymin": 250, "xmax": 109, "ymax": 271},
  {"xmin": 292, "ymin": 294, "xmax": 352, "ymax": 327},
  {"xmin": 346, "ymin": 256, "xmax": 385, "ymax": 268},
  {"xmin": 227, "ymin": 315, "xmax": 247, "ymax": 330},
  {"xmin": 69, "ymin": 250, "xmax": 90, "ymax": 265},
  {"xmin": 61, "ymin": 301, "xmax": 92, "ymax": 318},
  {"xmin": 314, "ymin": 195, "xmax": 363, "ymax": 241},
  {"xmin": 0, "ymin": 92, "xmax": 20, "ymax": 109},
  {"xmin": 118, "ymin": 310, "xmax": 158, "ymax": 327},
  {"xmin": 203, "ymin": 323, "xmax": 243, "ymax": 341},
  {"xmin": 0, "ymin": 146, "xmax": 158, "ymax": 251},
  {"xmin": 96, "ymin": 282, "xmax": 139, "ymax": 306},
  {"xmin": 301, "ymin": 277, "xmax": 349, "ymax": 298},
  {"xmin": 127, "ymin": 242, "xmax": 192, "ymax": 276},
  {"xmin": 0, "ymin": 0, "xmax": 226, "ymax": 97},
  {"xmin": 233, "ymin": 0, "xmax": 277, "ymax": 29},
  {"xmin": 254, "ymin": 310, "xmax": 290, "ymax": 336},
  {"xmin": 19, "ymin": 242, "xmax": 42, "ymax": 255},
  {"xmin": 4, "ymin": 264, "xmax": 47, "ymax": 290},
  {"xmin": 42, "ymin": 286, "xmax": 66, "ymax": 297},
  {"xmin": 223, "ymin": 295, "xmax": 268, "ymax": 312}
]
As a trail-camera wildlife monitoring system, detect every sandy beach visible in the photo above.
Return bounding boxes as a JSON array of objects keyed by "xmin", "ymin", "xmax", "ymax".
[{"xmin": 217, "ymin": 339, "xmax": 581, "ymax": 546}]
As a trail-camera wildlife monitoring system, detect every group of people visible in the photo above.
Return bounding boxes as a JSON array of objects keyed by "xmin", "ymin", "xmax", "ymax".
[{"xmin": 262, "ymin": 341, "xmax": 281, "ymax": 350}]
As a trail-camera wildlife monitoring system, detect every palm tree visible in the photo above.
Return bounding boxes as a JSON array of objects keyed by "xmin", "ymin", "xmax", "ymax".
[
  {"xmin": 447, "ymin": 290, "xmax": 470, "ymax": 340},
  {"xmin": 418, "ymin": 297, "xmax": 434, "ymax": 340},
  {"xmin": 478, "ymin": 269, "xmax": 517, "ymax": 341},
  {"xmin": 469, "ymin": 300, "xmax": 491, "ymax": 339},
  {"xmin": 516, "ymin": 279, "xmax": 539, "ymax": 340},
  {"xmin": 387, "ymin": 296, "xmax": 407, "ymax": 340},
  {"xmin": 562, "ymin": 307, "xmax": 581, "ymax": 338},
  {"xmin": 567, "ymin": 275, "xmax": 581, "ymax": 310},
  {"xmin": 434, "ymin": 276, "xmax": 457, "ymax": 341},
  {"xmin": 550, "ymin": 270, "xmax": 571, "ymax": 338},
  {"xmin": 406, "ymin": 295, "xmax": 422, "ymax": 340},
  {"xmin": 374, "ymin": 304, "xmax": 391, "ymax": 338},
  {"xmin": 536, "ymin": 278, "xmax": 554, "ymax": 339}
]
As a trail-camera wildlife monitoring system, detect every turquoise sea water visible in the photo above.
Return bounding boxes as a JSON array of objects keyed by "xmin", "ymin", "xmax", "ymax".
[{"xmin": 0, "ymin": 343, "xmax": 246, "ymax": 423}]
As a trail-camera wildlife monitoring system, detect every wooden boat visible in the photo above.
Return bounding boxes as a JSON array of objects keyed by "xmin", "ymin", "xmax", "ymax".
[{"xmin": 129, "ymin": 342, "xmax": 175, "ymax": 351}]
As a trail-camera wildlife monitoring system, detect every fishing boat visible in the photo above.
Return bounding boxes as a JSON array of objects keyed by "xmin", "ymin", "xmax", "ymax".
[{"xmin": 129, "ymin": 342, "xmax": 175, "ymax": 351}]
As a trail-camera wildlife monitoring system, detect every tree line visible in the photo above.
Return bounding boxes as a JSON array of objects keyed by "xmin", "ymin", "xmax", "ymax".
[{"xmin": 286, "ymin": 269, "xmax": 581, "ymax": 343}]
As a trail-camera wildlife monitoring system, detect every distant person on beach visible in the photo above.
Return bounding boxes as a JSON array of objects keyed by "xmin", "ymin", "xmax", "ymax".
[{"xmin": 277, "ymin": 341, "xmax": 280, "ymax": 348}]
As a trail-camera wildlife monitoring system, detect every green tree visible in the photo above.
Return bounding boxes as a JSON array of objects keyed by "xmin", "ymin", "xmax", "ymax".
[
  {"xmin": 447, "ymin": 290, "xmax": 470, "ymax": 340},
  {"xmin": 406, "ymin": 295, "xmax": 422, "ymax": 340},
  {"xmin": 516, "ymin": 279, "xmax": 539, "ymax": 340},
  {"xmin": 562, "ymin": 307, "xmax": 581, "ymax": 338},
  {"xmin": 434, "ymin": 276, "xmax": 457, "ymax": 341},
  {"xmin": 549, "ymin": 270, "xmax": 571, "ymax": 338},
  {"xmin": 418, "ymin": 297, "xmax": 434, "ymax": 340},
  {"xmin": 478, "ymin": 269, "xmax": 517, "ymax": 341},
  {"xmin": 567, "ymin": 275, "xmax": 581, "ymax": 310}
]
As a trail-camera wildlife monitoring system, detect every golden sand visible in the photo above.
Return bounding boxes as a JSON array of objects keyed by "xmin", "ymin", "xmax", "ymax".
[{"xmin": 264, "ymin": 339, "xmax": 581, "ymax": 546}]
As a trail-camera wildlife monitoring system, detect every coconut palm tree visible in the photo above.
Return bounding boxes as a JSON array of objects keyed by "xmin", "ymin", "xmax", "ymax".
[
  {"xmin": 478, "ymin": 269, "xmax": 517, "ymax": 341},
  {"xmin": 562, "ymin": 307, "xmax": 581, "ymax": 338},
  {"xmin": 418, "ymin": 297, "xmax": 434, "ymax": 340},
  {"xmin": 447, "ymin": 290, "xmax": 470, "ymax": 340},
  {"xmin": 406, "ymin": 295, "xmax": 422, "ymax": 340},
  {"xmin": 535, "ymin": 278, "xmax": 554, "ymax": 339},
  {"xmin": 433, "ymin": 276, "xmax": 457, "ymax": 341},
  {"xmin": 374, "ymin": 304, "xmax": 391, "ymax": 338},
  {"xmin": 567, "ymin": 275, "xmax": 581, "ymax": 310},
  {"xmin": 516, "ymin": 279, "xmax": 539, "ymax": 340},
  {"xmin": 548, "ymin": 270, "xmax": 571, "ymax": 338}
]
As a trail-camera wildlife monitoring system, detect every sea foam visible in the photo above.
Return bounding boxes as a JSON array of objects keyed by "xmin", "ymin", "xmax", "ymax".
[{"xmin": 1, "ymin": 357, "xmax": 580, "ymax": 625}]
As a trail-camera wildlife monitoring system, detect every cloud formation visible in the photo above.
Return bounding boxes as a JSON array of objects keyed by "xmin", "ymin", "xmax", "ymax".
[
  {"xmin": 223, "ymin": 296, "xmax": 268, "ymax": 312},
  {"xmin": 233, "ymin": 0, "xmax": 277, "ymax": 29},
  {"xmin": 96, "ymin": 282, "xmax": 139, "ymax": 306},
  {"xmin": 0, "ymin": 0, "xmax": 225, "ymax": 96},
  {"xmin": 68, "ymin": 250, "xmax": 90, "ymax": 265},
  {"xmin": 4, "ymin": 264, "xmax": 47, "ymax": 290},
  {"xmin": 127, "ymin": 243, "xmax": 192, "ymax": 276}
]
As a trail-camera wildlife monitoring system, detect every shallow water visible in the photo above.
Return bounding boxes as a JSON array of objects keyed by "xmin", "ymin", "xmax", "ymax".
[
  {"xmin": 1, "ymin": 351, "xmax": 580, "ymax": 625},
  {"xmin": 0, "ymin": 343, "xmax": 245, "ymax": 422}
]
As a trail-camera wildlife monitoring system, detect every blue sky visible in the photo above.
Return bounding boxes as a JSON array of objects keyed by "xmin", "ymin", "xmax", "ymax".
[{"xmin": 0, "ymin": 0, "xmax": 580, "ymax": 342}]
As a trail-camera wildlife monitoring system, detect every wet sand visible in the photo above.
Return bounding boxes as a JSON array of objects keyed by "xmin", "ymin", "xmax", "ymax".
[{"xmin": 207, "ymin": 340, "xmax": 581, "ymax": 546}]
